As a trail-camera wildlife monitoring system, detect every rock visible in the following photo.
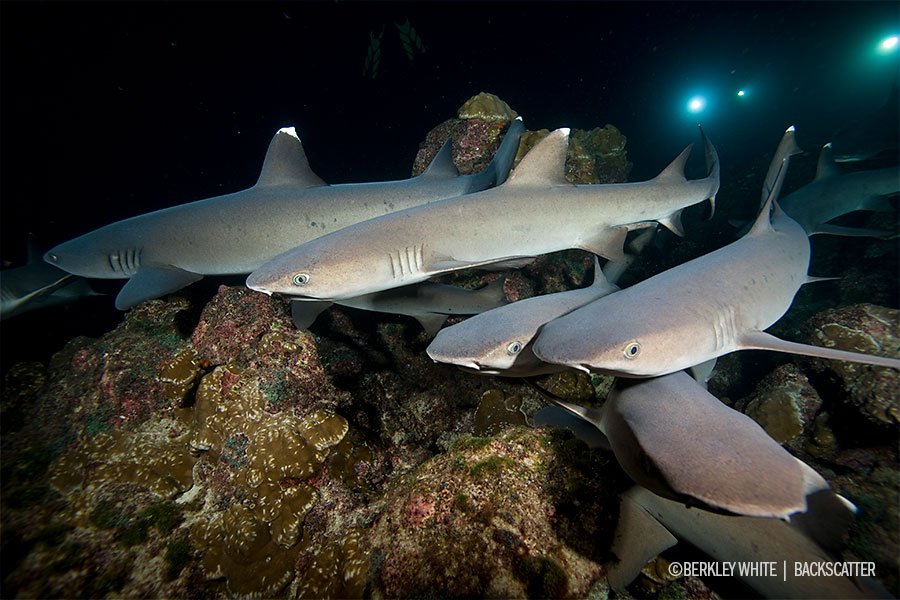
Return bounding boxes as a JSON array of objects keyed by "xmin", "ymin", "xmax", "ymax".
[{"xmin": 806, "ymin": 303, "xmax": 900, "ymax": 426}]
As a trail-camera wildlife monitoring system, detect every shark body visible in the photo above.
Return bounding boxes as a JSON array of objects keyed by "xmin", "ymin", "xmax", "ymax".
[
  {"xmin": 610, "ymin": 485, "xmax": 887, "ymax": 599},
  {"xmin": 44, "ymin": 120, "xmax": 525, "ymax": 310},
  {"xmin": 780, "ymin": 143, "xmax": 898, "ymax": 237},
  {"xmin": 532, "ymin": 371, "xmax": 807, "ymax": 518},
  {"xmin": 1, "ymin": 237, "xmax": 102, "ymax": 320},
  {"xmin": 532, "ymin": 155, "xmax": 900, "ymax": 376},
  {"xmin": 290, "ymin": 277, "xmax": 509, "ymax": 336},
  {"xmin": 246, "ymin": 128, "xmax": 719, "ymax": 300}
]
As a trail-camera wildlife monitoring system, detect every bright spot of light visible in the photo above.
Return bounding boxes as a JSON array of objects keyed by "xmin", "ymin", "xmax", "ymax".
[
  {"xmin": 877, "ymin": 35, "xmax": 898, "ymax": 54},
  {"xmin": 737, "ymin": 89, "xmax": 746, "ymax": 97},
  {"xmin": 687, "ymin": 95, "xmax": 707, "ymax": 113}
]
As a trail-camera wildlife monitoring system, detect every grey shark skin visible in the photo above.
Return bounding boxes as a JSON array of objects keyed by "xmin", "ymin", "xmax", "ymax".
[
  {"xmin": 761, "ymin": 125, "xmax": 802, "ymax": 206},
  {"xmin": 533, "ymin": 158, "xmax": 900, "ymax": 376},
  {"xmin": 608, "ymin": 486, "xmax": 890, "ymax": 599},
  {"xmin": 426, "ymin": 229, "xmax": 658, "ymax": 376},
  {"xmin": 290, "ymin": 277, "xmax": 509, "ymax": 336},
  {"xmin": 780, "ymin": 142, "xmax": 899, "ymax": 237},
  {"xmin": 1, "ymin": 237, "xmax": 103, "ymax": 320},
  {"xmin": 246, "ymin": 127, "xmax": 719, "ymax": 300},
  {"xmin": 426, "ymin": 256, "xmax": 619, "ymax": 376},
  {"xmin": 532, "ymin": 371, "xmax": 807, "ymax": 519},
  {"xmin": 44, "ymin": 120, "xmax": 525, "ymax": 310}
]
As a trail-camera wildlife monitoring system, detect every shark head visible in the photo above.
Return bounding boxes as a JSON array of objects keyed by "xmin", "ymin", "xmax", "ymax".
[
  {"xmin": 532, "ymin": 300, "xmax": 705, "ymax": 377},
  {"xmin": 246, "ymin": 229, "xmax": 403, "ymax": 300},
  {"xmin": 427, "ymin": 318, "xmax": 532, "ymax": 372},
  {"xmin": 44, "ymin": 227, "xmax": 144, "ymax": 280}
]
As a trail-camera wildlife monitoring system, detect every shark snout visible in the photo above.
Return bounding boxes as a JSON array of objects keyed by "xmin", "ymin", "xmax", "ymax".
[{"xmin": 245, "ymin": 273, "xmax": 273, "ymax": 296}]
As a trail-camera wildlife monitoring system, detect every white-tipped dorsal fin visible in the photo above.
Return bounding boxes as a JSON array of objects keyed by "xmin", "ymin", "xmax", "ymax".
[
  {"xmin": 653, "ymin": 144, "xmax": 692, "ymax": 182},
  {"xmin": 749, "ymin": 156, "xmax": 788, "ymax": 236},
  {"xmin": 814, "ymin": 143, "xmax": 841, "ymax": 181},
  {"xmin": 504, "ymin": 128, "xmax": 571, "ymax": 187},
  {"xmin": 256, "ymin": 126, "xmax": 327, "ymax": 188},
  {"xmin": 420, "ymin": 137, "xmax": 460, "ymax": 180},
  {"xmin": 761, "ymin": 125, "xmax": 801, "ymax": 205}
]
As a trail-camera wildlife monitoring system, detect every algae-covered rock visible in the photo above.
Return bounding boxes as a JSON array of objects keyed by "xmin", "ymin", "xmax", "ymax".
[
  {"xmin": 806, "ymin": 303, "xmax": 900, "ymax": 426},
  {"xmin": 741, "ymin": 363, "xmax": 823, "ymax": 445},
  {"xmin": 457, "ymin": 91, "xmax": 519, "ymax": 121},
  {"xmin": 365, "ymin": 427, "xmax": 627, "ymax": 599}
]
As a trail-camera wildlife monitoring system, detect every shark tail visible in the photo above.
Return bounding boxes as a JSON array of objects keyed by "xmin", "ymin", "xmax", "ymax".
[
  {"xmin": 700, "ymin": 125, "xmax": 719, "ymax": 218},
  {"xmin": 484, "ymin": 117, "xmax": 526, "ymax": 186}
]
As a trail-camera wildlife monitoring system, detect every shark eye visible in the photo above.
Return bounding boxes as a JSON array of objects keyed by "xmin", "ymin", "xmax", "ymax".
[
  {"xmin": 292, "ymin": 273, "xmax": 310, "ymax": 287},
  {"xmin": 47, "ymin": 253, "xmax": 58, "ymax": 263},
  {"xmin": 506, "ymin": 341, "xmax": 523, "ymax": 355},
  {"xmin": 623, "ymin": 341, "xmax": 641, "ymax": 359}
]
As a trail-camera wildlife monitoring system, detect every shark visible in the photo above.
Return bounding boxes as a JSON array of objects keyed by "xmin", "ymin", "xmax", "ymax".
[
  {"xmin": 1, "ymin": 237, "xmax": 102, "ymax": 320},
  {"xmin": 426, "ymin": 257, "xmax": 619, "ymax": 376},
  {"xmin": 608, "ymin": 485, "xmax": 890, "ymax": 599},
  {"xmin": 530, "ymin": 374, "xmax": 889, "ymax": 597},
  {"xmin": 532, "ymin": 150, "xmax": 900, "ymax": 377},
  {"xmin": 289, "ymin": 277, "xmax": 509, "ymax": 336},
  {"xmin": 531, "ymin": 371, "xmax": 808, "ymax": 518},
  {"xmin": 425, "ymin": 229, "xmax": 656, "ymax": 376},
  {"xmin": 246, "ymin": 127, "xmax": 720, "ymax": 300},
  {"xmin": 779, "ymin": 142, "xmax": 898, "ymax": 237},
  {"xmin": 43, "ymin": 119, "xmax": 525, "ymax": 310}
]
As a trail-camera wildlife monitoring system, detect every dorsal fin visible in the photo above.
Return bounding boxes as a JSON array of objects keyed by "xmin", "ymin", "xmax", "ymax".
[
  {"xmin": 419, "ymin": 137, "xmax": 459, "ymax": 179},
  {"xmin": 255, "ymin": 127, "xmax": 327, "ymax": 188},
  {"xmin": 503, "ymin": 128, "xmax": 571, "ymax": 187},
  {"xmin": 590, "ymin": 256, "xmax": 619, "ymax": 294},
  {"xmin": 653, "ymin": 144, "xmax": 692, "ymax": 182},
  {"xmin": 749, "ymin": 156, "xmax": 788, "ymax": 236},
  {"xmin": 813, "ymin": 143, "xmax": 841, "ymax": 181},
  {"xmin": 761, "ymin": 126, "xmax": 801, "ymax": 206}
]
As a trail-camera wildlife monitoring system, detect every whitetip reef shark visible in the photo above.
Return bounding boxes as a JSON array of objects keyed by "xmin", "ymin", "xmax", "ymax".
[
  {"xmin": 43, "ymin": 119, "xmax": 525, "ymax": 310},
  {"xmin": 532, "ymin": 150, "xmax": 900, "ymax": 376},
  {"xmin": 780, "ymin": 142, "xmax": 898, "ymax": 237},
  {"xmin": 610, "ymin": 485, "xmax": 890, "ymax": 599},
  {"xmin": 246, "ymin": 127, "xmax": 719, "ymax": 300},
  {"xmin": 290, "ymin": 277, "xmax": 510, "ymax": 336},
  {"xmin": 425, "ymin": 229, "xmax": 656, "ymax": 376},
  {"xmin": 531, "ymin": 373, "xmax": 891, "ymax": 598},
  {"xmin": 1, "ymin": 237, "xmax": 102, "ymax": 320},
  {"xmin": 532, "ymin": 371, "xmax": 808, "ymax": 519},
  {"xmin": 426, "ymin": 257, "xmax": 619, "ymax": 376}
]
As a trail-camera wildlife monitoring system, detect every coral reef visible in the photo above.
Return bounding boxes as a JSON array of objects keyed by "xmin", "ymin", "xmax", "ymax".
[
  {"xmin": 740, "ymin": 363, "xmax": 823, "ymax": 446},
  {"xmin": 457, "ymin": 91, "xmax": 519, "ymax": 121},
  {"xmin": 805, "ymin": 303, "xmax": 899, "ymax": 425},
  {"xmin": 364, "ymin": 427, "xmax": 627, "ymax": 599}
]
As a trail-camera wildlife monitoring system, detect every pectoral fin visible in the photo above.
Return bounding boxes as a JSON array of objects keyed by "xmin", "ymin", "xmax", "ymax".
[
  {"xmin": 291, "ymin": 300, "xmax": 332, "ymax": 329},
  {"xmin": 115, "ymin": 265, "xmax": 203, "ymax": 310},
  {"xmin": 812, "ymin": 223, "xmax": 896, "ymax": 239},
  {"xmin": 738, "ymin": 330, "xmax": 900, "ymax": 370},
  {"xmin": 576, "ymin": 227, "xmax": 628, "ymax": 263},
  {"xmin": 415, "ymin": 313, "xmax": 449, "ymax": 337},
  {"xmin": 607, "ymin": 490, "xmax": 678, "ymax": 592}
]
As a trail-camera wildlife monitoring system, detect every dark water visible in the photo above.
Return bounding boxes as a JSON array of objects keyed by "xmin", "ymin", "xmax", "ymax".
[{"xmin": 1, "ymin": 1, "xmax": 898, "ymax": 367}]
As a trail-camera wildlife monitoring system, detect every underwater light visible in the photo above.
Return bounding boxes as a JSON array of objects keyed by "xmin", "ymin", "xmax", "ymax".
[
  {"xmin": 687, "ymin": 96, "xmax": 707, "ymax": 114},
  {"xmin": 737, "ymin": 89, "xmax": 746, "ymax": 97},
  {"xmin": 877, "ymin": 35, "xmax": 898, "ymax": 54}
]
